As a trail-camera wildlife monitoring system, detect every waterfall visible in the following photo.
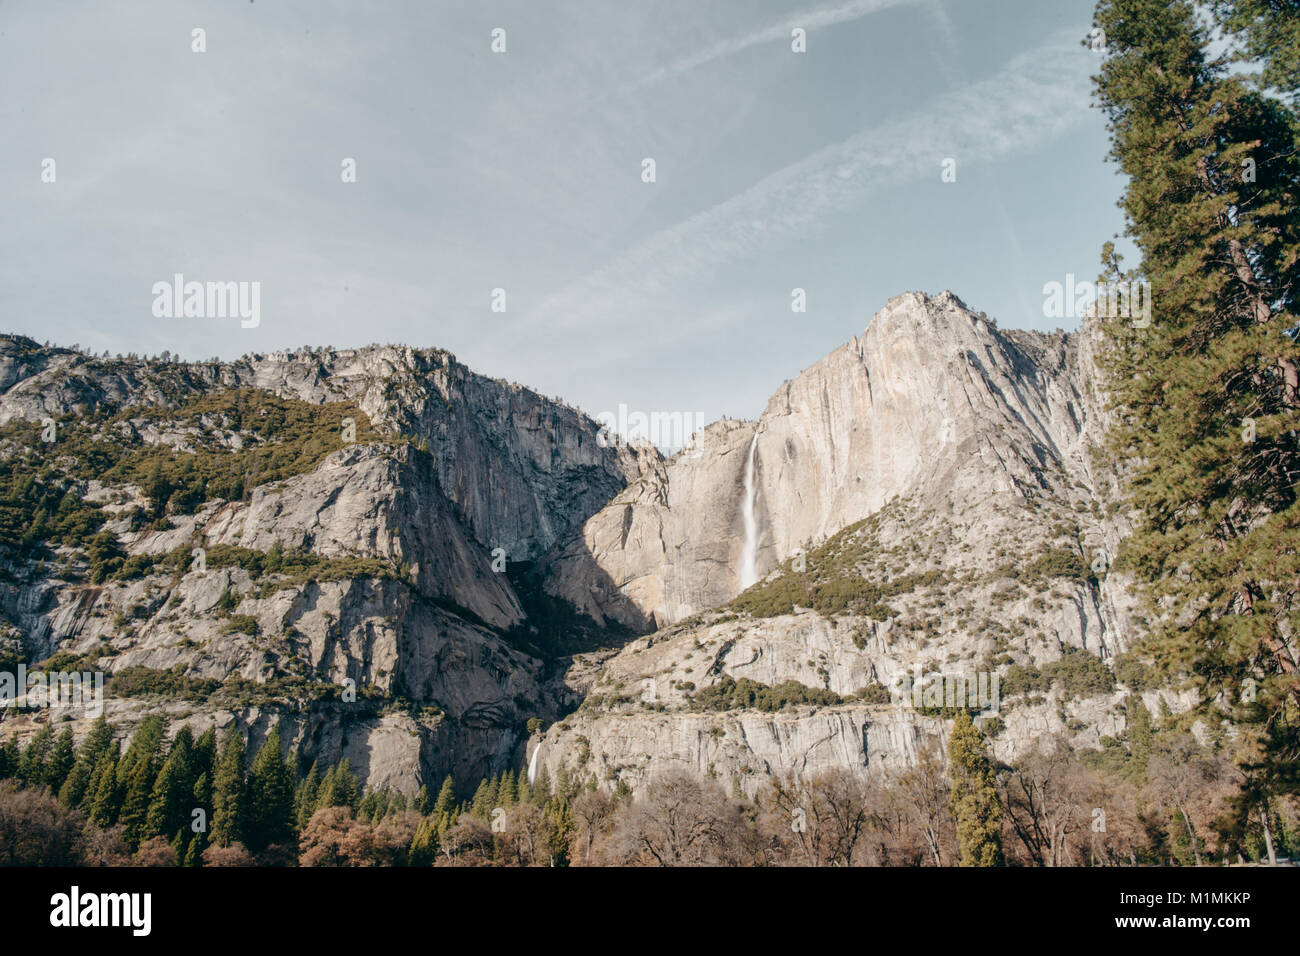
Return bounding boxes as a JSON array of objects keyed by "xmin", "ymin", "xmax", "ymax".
[
  {"xmin": 739, "ymin": 430, "xmax": 759, "ymax": 589},
  {"xmin": 527, "ymin": 742, "xmax": 540, "ymax": 786}
]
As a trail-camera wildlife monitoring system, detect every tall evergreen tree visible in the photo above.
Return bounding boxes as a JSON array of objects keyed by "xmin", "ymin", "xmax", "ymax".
[
  {"xmin": 191, "ymin": 727, "xmax": 217, "ymax": 806},
  {"xmin": 45, "ymin": 728, "xmax": 76, "ymax": 794},
  {"xmin": 1094, "ymin": 0, "xmax": 1300, "ymax": 801},
  {"xmin": 115, "ymin": 714, "xmax": 168, "ymax": 789},
  {"xmin": 119, "ymin": 757, "xmax": 157, "ymax": 849},
  {"xmin": 17, "ymin": 724, "xmax": 53, "ymax": 785},
  {"xmin": 296, "ymin": 761, "xmax": 322, "ymax": 829},
  {"xmin": 315, "ymin": 757, "xmax": 358, "ymax": 812},
  {"xmin": 1213, "ymin": 0, "xmax": 1300, "ymax": 101},
  {"xmin": 948, "ymin": 712, "xmax": 1003, "ymax": 866},
  {"xmin": 87, "ymin": 745, "xmax": 122, "ymax": 827},
  {"xmin": 414, "ymin": 783, "xmax": 432, "ymax": 816},
  {"xmin": 58, "ymin": 716, "xmax": 113, "ymax": 808},
  {"xmin": 145, "ymin": 735, "xmax": 195, "ymax": 842},
  {"xmin": 470, "ymin": 777, "xmax": 496, "ymax": 819},
  {"xmin": 432, "ymin": 775, "xmax": 456, "ymax": 817},
  {"xmin": 408, "ymin": 817, "xmax": 437, "ymax": 866},
  {"xmin": 245, "ymin": 727, "xmax": 295, "ymax": 851},
  {"xmin": 210, "ymin": 726, "xmax": 246, "ymax": 847}
]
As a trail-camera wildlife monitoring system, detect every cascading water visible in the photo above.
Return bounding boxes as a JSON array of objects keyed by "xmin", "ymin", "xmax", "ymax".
[
  {"xmin": 527, "ymin": 742, "xmax": 540, "ymax": 786},
  {"xmin": 739, "ymin": 430, "xmax": 759, "ymax": 589}
]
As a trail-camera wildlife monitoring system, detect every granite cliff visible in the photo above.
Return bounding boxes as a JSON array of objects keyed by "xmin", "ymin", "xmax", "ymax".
[{"xmin": 0, "ymin": 291, "xmax": 1152, "ymax": 799}]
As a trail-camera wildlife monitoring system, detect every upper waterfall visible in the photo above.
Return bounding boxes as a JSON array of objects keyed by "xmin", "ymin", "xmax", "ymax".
[{"xmin": 739, "ymin": 430, "xmax": 759, "ymax": 589}]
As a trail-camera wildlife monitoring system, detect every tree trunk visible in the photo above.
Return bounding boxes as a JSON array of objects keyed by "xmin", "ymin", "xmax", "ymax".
[{"xmin": 1259, "ymin": 805, "xmax": 1276, "ymax": 865}]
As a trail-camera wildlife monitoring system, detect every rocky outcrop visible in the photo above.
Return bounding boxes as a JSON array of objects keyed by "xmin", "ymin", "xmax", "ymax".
[
  {"xmin": 541, "ymin": 291, "xmax": 1135, "ymax": 631},
  {"xmin": 528, "ymin": 291, "xmax": 1146, "ymax": 797},
  {"xmin": 0, "ymin": 290, "xmax": 1147, "ymax": 797},
  {"xmin": 0, "ymin": 339, "xmax": 639, "ymax": 560},
  {"xmin": 0, "ymin": 336, "xmax": 639, "ymax": 788}
]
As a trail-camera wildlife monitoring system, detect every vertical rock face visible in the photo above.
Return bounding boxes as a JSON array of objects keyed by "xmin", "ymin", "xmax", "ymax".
[
  {"xmin": 526, "ymin": 291, "xmax": 1144, "ymax": 798},
  {"xmin": 0, "ymin": 290, "xmax": 1142, "ymax": 798},
  {"xmin": 0, "ymin": 338, "xmax": 639, "ymax": 791},
  {"xmin": 541, "ymin": 291, "xmax": 1130, "ymax": 629},
  {"xmin": 0, "ymin": 341, "xmax": 638, "ymax": 560},
  {"xmin": 536, "ymin": 422, "xmax": 755, "ymax": 631}
]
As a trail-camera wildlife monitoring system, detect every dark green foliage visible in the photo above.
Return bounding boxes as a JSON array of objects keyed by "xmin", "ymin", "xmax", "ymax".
[
  {"xmin": 1214, "ymin": 0, "xmax": 1300, "ymax": 101},
  {"xmin": 87, "ymin": 746, "xmax": 122, "ymax": 827},
  {"xmin": 296, "ymin": 762, "xmax": 322, "ymax": 829},
  {"xmin": 145, "ymin": 729, "xmax": 195, "ymax": 843},
  {"xmin": 106, "ymin": 665, "xmax": 354, "ymax": 710},
  {"xmin": 45, "ymin": 729, "xmax": 76, "ymax": 794},
  {"xmin": 1093, "ymin": 0, "xmax": 1300, "ymax": 796},
  {"xmin": 689, "ymin": 676, "xmax": 843, "ymax": 712},
  {"xmin": 225, "ymin": 614, "xmax": 259, "ymax": 636},
  {"xmin": 58, "ymin": 716, "xmax": 113, "ymax": 809},
  {"xmin": 1002, "ymin": 648, "xmax": 1115, "ymax": 699},
  {"xmin": 16, "ymin": 724, "xmax": 53, "ymax": 785},
  {"xmin": 316, "ymin": 757, "xmax": 359, "ymax": 813},
  {"xmin": 245, "ymin": 727, "xmax": 295, "ymax": 851},
  {"xmin": 211, "ymin": 727, "xmax": 246, "ymax": 847}
]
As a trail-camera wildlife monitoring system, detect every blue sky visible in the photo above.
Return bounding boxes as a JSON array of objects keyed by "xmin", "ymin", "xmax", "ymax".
[{"xmin": 0, "ymin": 0, "xmax": 1128, "ymax": 426}]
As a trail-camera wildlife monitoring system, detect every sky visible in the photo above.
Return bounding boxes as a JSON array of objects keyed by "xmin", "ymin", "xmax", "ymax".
[{"xmin": 0, "ymin": 0, "xmax": 1130, "ymax": 430}]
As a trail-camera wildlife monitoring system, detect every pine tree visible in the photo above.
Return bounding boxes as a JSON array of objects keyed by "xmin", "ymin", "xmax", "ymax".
[
  {"xmin": 414, "ymin": 783, "xmax": 432, "ymax": 816},
  {"xmin": 296, "ymin": 761, "xmax": 322, "ymax": 829},
  {"xmin": 87, "ymin": 745, "xmax": 122, "ymax": 827},
  {"xmin": 211, "ymin": 726, "xmax": 246, "ymax": 847},
  {"xmin": 59, "ymin": 716, "xmax": 112, "ymax": 808},
  {"xmin": 245, "ymin": 727, "xmax": 295, "ymax": 851},
  {"xmin": 45, "ymin": 728, "xmax": 76, "ymax": 794},
  {"xmin": 948, "ymin": 712, "xmax": 1003, "ymax": 866},
  {"xmin": 432, "ymin": 775, "xmax": 456, "ymax": 817},
  {"xmin": 1213, "ymin": 0, "xmax": 1300, "ymax": 101},
  {"xmin": 18, "ymin": 724, "xmax": 54, "ymax": 784},
  {"xmin": 191, "ymin": 727, "xmax": 217, "ymax": 805},
  {"xmin": 409, "ymin": 817, "xmax": 437, "ymax": 866},
  {"xmin": 115, "ymin": 714, "xmax": 168, "ymax": 789},
  {"xmin": 183, "ymin": 832, "xmax": 204, "ymax": 867},
  {"xmin": 498, "ymin": 769, "xmax": 516, "ymax": 808},
  {"xmin": 1094, "ymin": 0, "xmax": 1300, "ymax": 801},
  {"xmin": 358, "ymin": 787, "xmax": 381, "ymax": 822},
  {"xmin": 120, "ymin": 757, "xmax": 157, "ymax": 849},
  {"xmin": 316, "ymin": 757, "xmax": 358, "ymax": 812},
  {"xmin": 470, "ymin": 777, "xmax": 495, "ymax": 819},
  {"xmin": 145, "ymin": 736, "xmax": 195, "ymax": 842}
]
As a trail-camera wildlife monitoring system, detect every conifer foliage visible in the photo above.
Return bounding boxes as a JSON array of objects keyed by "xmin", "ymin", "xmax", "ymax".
[{"xmin": 1092, "ymin": 0, "xmax": 1300, "ymax": 803}]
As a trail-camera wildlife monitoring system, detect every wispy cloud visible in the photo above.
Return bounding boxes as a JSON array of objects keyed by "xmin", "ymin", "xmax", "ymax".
[
  {"xmin": 623, "ymin": 0, "xmax": 947, "ymax": 93},
  {"xmin": 530, "ymin": 30, "xmax": 1094, "ymax": 336}
]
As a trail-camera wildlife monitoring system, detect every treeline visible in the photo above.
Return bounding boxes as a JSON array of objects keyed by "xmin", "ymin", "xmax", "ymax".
[{"xmin": 2, "ymin": 710, "xmax": 1294, "ymax": 866}]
